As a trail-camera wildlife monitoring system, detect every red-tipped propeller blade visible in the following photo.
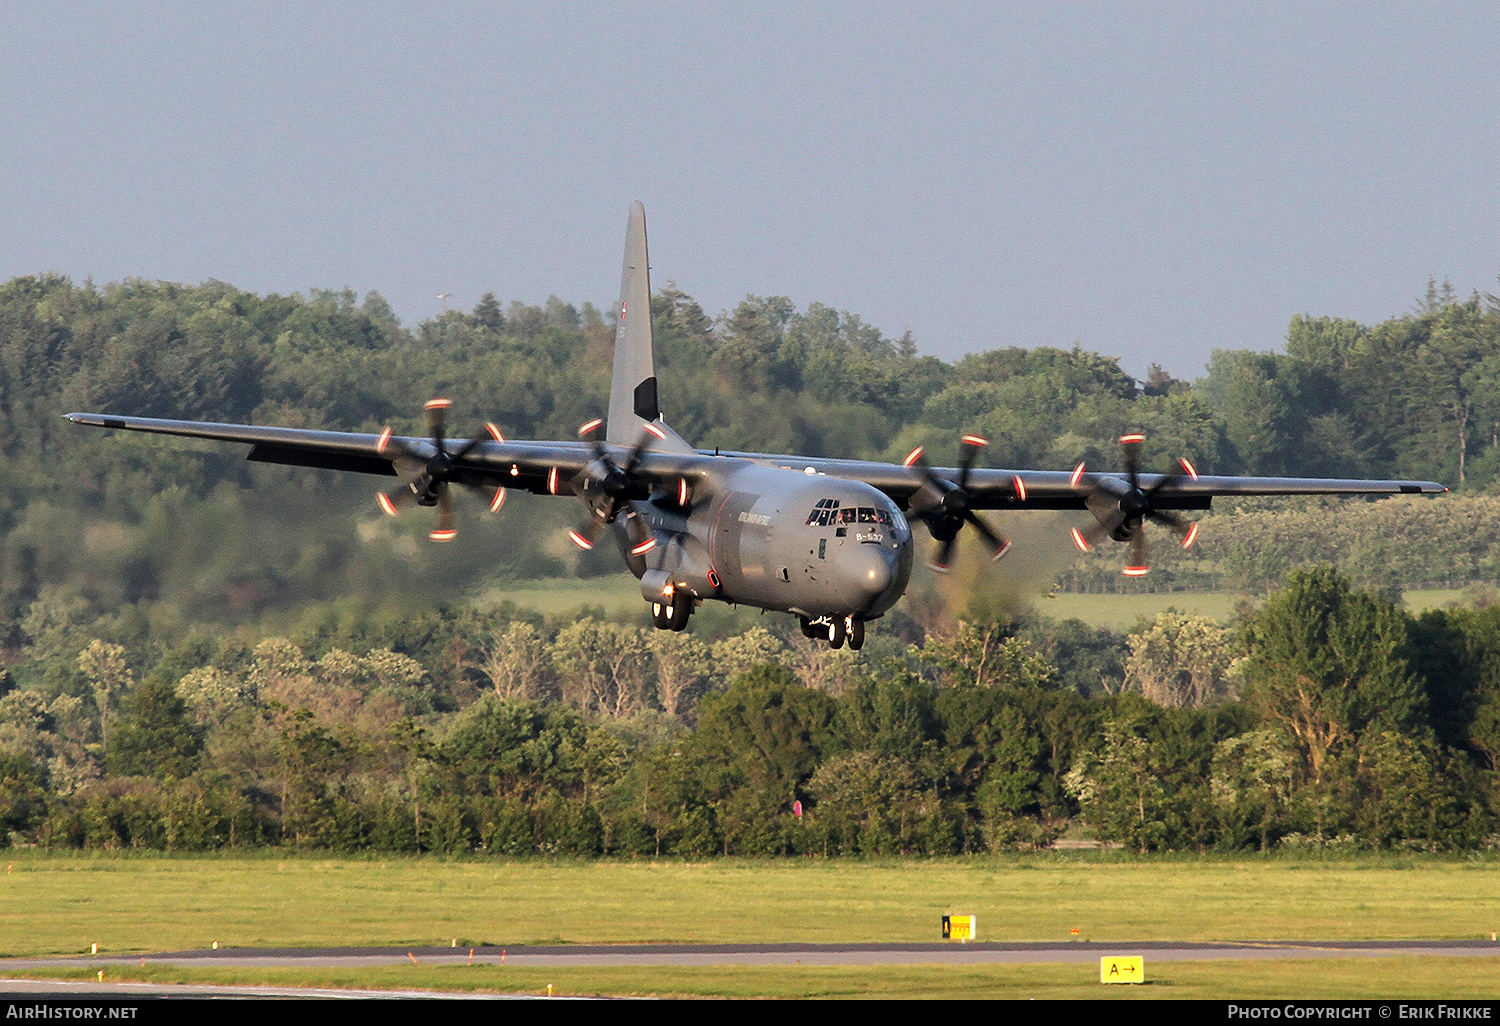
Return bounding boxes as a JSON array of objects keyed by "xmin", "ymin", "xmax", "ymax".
[
  {"xmin": 1069, "ymin": 433, "xmax": 1202, "ymax": 576},
  {"xmin": 374, "ymin": 400, "xmax": 504, "ymax": 541},
  {"xmin": 906, "ymin": 435, "xmax": 1011, "ymax": 570},
  {"xmin": 568, "ymin": 417, "xmax": 667, "ymax": 555}
]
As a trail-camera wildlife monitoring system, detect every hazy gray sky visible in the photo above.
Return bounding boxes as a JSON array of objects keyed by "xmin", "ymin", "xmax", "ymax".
[{"xmin": 3, "ymin": 1, "xmax": 1495, "ymax": 379}]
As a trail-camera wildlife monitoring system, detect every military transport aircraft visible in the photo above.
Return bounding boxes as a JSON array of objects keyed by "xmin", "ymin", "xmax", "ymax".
[{"xmin": 68, "ymin": 203, "xmax": 1447, "ymax": 650}]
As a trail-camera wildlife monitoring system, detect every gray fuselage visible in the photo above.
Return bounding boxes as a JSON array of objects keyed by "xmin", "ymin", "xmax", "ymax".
[{"xmin": 622, "ymin": 459, "xmax": 913, "ymax": 620}]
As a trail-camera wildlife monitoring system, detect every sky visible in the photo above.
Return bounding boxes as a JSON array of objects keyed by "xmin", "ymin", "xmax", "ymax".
[{"xmin": 2, "ymin": 2, "xmax": 1496, "ymax": 381}]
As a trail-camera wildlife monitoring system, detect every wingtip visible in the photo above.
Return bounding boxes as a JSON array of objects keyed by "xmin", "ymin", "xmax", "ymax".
[{"xmin": 66, "ymin": 413, "xmax": 123, "ymax": 429}]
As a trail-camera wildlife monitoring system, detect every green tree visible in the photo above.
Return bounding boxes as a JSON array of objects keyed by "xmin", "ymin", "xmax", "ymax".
[
  {"xmin": 439, "ymin": 695, "xmax": 593, "ymax": 802},
  {"xmin": 1240, "ymin": 568, "xmax": 1428, "ymax": 786},
  {"xmin": 108, "ymin": 679, "xmax": 202, "ymax": 778},
  {"xmin": 1065, "ymin": 698, "xmax": 1230, "ymax": 851},
  {"xmin": 924, "ymin": 620, "xmax": 1054, "ymax": 690},
  {"xmin": 78, "ymin": 640, "xmax": 132, "ymax": 764},
  {"xmin": 690, "ymin": 666, "xmax": 836, "ymax": 852},
  {"xmin": 808, "ymin": 750, "xmax": 922, "ymax": 854},
  {"xmin": 0, "ymin": 750, "xmax": 47, "ymax": 843},
  {"xmin": 1211, "ymin": 729, "xmax": 1297, "ymax": 850},
  {"xmin": 1125, "ymin": 612, "xmax": 1241, "ymax": 708},
  {"xmin": 1197, "ymin": 350, "xmax": 1302, "ymax": 475}
]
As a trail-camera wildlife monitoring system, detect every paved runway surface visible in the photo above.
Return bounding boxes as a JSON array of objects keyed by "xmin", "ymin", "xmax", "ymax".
[{"xmin": 6, "ymin": 938, "xmax": 1500, "ymax": 970}]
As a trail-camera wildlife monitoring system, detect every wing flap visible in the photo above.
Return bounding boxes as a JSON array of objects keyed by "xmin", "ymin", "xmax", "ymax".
[{"xmin": 246, "ymin": 444, "xmax": 397, "ymax": 477}]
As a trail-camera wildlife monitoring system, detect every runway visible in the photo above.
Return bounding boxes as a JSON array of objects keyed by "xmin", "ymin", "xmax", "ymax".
[{"xmin": 6, "ymin": 938, "xmax": 1500, "ymax": 971}]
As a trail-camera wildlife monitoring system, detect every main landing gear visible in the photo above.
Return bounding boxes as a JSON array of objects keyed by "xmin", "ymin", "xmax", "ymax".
[
  {"xmin": 651, "ymin": 597, "xmax": 692, "ymax": 632},
  {"xmin": 800, "ymin": 615, "xmax": 865, "ymax": 651}
]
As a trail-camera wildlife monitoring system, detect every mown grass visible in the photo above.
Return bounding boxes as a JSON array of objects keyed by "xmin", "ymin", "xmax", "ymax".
[
  {"xmin": 9, "ymin": 957, "xmax": 1500, "ymax": 1000},
  {"xmin": 480, "ymin": 575, "xmax": 1260, "ymax": 627},
  {"xmin": 1036, "ymin": 590, "xmax": 1252, "ymax": 628},
  {"xmin": 472, "ymin": 577, "xmax": 1470, "ymax": 630},
  {"xmin": 473, "ymin": 576, "xmax": 644, "ymax": 619},
  {"xmin": 6, "ymin": 852, "xmax": 1500, "ymax": 958}
]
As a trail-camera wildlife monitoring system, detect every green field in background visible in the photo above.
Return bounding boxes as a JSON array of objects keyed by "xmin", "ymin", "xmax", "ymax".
[
  {"xmin": 6, "ymin": 854, "xmax": 1500, "ymax": 999},
  {"xmin": 475, "ymin": 578, "xmax": 1468, "ymax": 630},
  {"xmin": 7, "ymin": 853, "xmax": 1500, "ymax": 955}
]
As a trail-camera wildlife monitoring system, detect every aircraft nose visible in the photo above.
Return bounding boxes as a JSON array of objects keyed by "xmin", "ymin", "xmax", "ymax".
[{"xmin": 846, "ymin": 544, "xmax": 895, "ymax": 602}]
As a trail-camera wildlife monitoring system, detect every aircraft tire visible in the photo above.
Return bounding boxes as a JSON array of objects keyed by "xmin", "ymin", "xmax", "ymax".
[
  {"xmin": 848, "ymin": 618, "xmax": 864, "ymax": 651},
  {"xmin": 651, "ymin": 602, "xmax": 668, "ymax": 629},
  {"xmin": 666, "ymin": 599, "xmax": 691, "ymax": 632},
  {"xmin": 828, "ymin": 617, "xmax": 846, "ymax": 649}
]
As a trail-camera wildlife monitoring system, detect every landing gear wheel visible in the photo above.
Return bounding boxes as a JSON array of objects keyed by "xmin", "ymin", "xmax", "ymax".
[
  {"xmin": 827, "ymin": 617, "xmax": 846, "ymax": 650},
  {"xmin": 651, "ymin": 602, "xmax": 668, "ymax": 629},
  {"xmin": 800, "ymin": 617, "xmax": 822, "ymax": 640},
  {"xmin": 847, "ymin": 617, "xmax": 865, "ymax": 651},
  {"xmin": 666, "ymin": 598, "xmax": 692, "ymax": 632}
]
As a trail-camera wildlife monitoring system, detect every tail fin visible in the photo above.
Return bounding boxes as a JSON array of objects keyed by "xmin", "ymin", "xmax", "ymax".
[{"xmin": 607, "ymin": 202, "xmax": 693, "ymax": 453}]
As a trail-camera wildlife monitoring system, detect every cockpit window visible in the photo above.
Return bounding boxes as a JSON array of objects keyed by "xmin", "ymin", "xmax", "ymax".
[
  {"xmin": 806, "ymin": 498, "xmax": 839, "ymax": 526},
  {"xmin": 807, "ymin": 499, "xmax": 897, "ymax": 529}
]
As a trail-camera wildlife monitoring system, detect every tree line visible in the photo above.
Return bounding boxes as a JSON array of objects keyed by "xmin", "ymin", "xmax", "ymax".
[
  {"xmin": 4, "ymin": 270, "xmax": 1500, "ymax": 854},
  {"xmin": 1, "ymin": 272, "xmax": 1498, "ymax": 645},
  {"xmin": 4, "ymin": 569, "xmax": 1500, "ymax": 855}
]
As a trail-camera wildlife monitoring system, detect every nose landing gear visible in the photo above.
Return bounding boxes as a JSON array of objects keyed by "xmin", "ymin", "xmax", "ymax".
[{"xmin": 800, "ymin": 616, "xmax": 865, "ymax": 651}]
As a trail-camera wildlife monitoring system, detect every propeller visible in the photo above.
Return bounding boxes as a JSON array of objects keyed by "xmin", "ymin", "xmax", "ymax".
[
  {"xmin": 1067, "ymin": 433, "xmax": 1201, "ymax": 575},
  {"xmin": 567, "ymin": 418, "xmax": 665, "ymax": 556},
  {"xmin": 904, "ymin": 434, "xmax": 1013, "ymax": 572},
  {"xmin": 375, "ymin": 398, "xmax": 504, "ymax": 541}
]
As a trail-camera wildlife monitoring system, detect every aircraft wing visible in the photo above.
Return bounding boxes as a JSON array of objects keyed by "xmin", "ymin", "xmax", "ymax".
[
  {"xmin": 712, "ymin": 450, "xmax": 1448, "ymax": 510},
  {"xmin": 67, "ymin": 413, "xmax": 1448, "ymax": 509},
  {"xmin": 65, "ymin": 413, "xmax": 702, "ymax": 497}
]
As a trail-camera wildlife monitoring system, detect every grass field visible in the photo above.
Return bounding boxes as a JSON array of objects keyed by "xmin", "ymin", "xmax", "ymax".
[
  {"xmin": 5, "ymin": 853, "xmax": 1500, "ymax": 998},
  {"xmin": 474, "ymin": 576, "xmax": 645, "ymax": 619},
  {"xmin": 475, "ymin": 577, "xmax": 1467, "ymax": 630},
  {"xmin": 1035, "ymin": 590, "xmax": 1252, "ymax": 628}
]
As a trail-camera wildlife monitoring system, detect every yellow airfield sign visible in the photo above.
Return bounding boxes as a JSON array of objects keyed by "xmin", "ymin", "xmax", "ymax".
[
  {"xmin": 942, "ymin": 914, "xmax": 977, "ymax": 941},
  {"xmin": 1100, "ymin": 955, "xmax": 1145, "ymax": 984}
]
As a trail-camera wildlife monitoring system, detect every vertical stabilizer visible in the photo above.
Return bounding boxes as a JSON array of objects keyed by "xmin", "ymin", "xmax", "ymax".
[{"xmin": 608, "ymin": 202, "xmax": 692, "ymax": 452}]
